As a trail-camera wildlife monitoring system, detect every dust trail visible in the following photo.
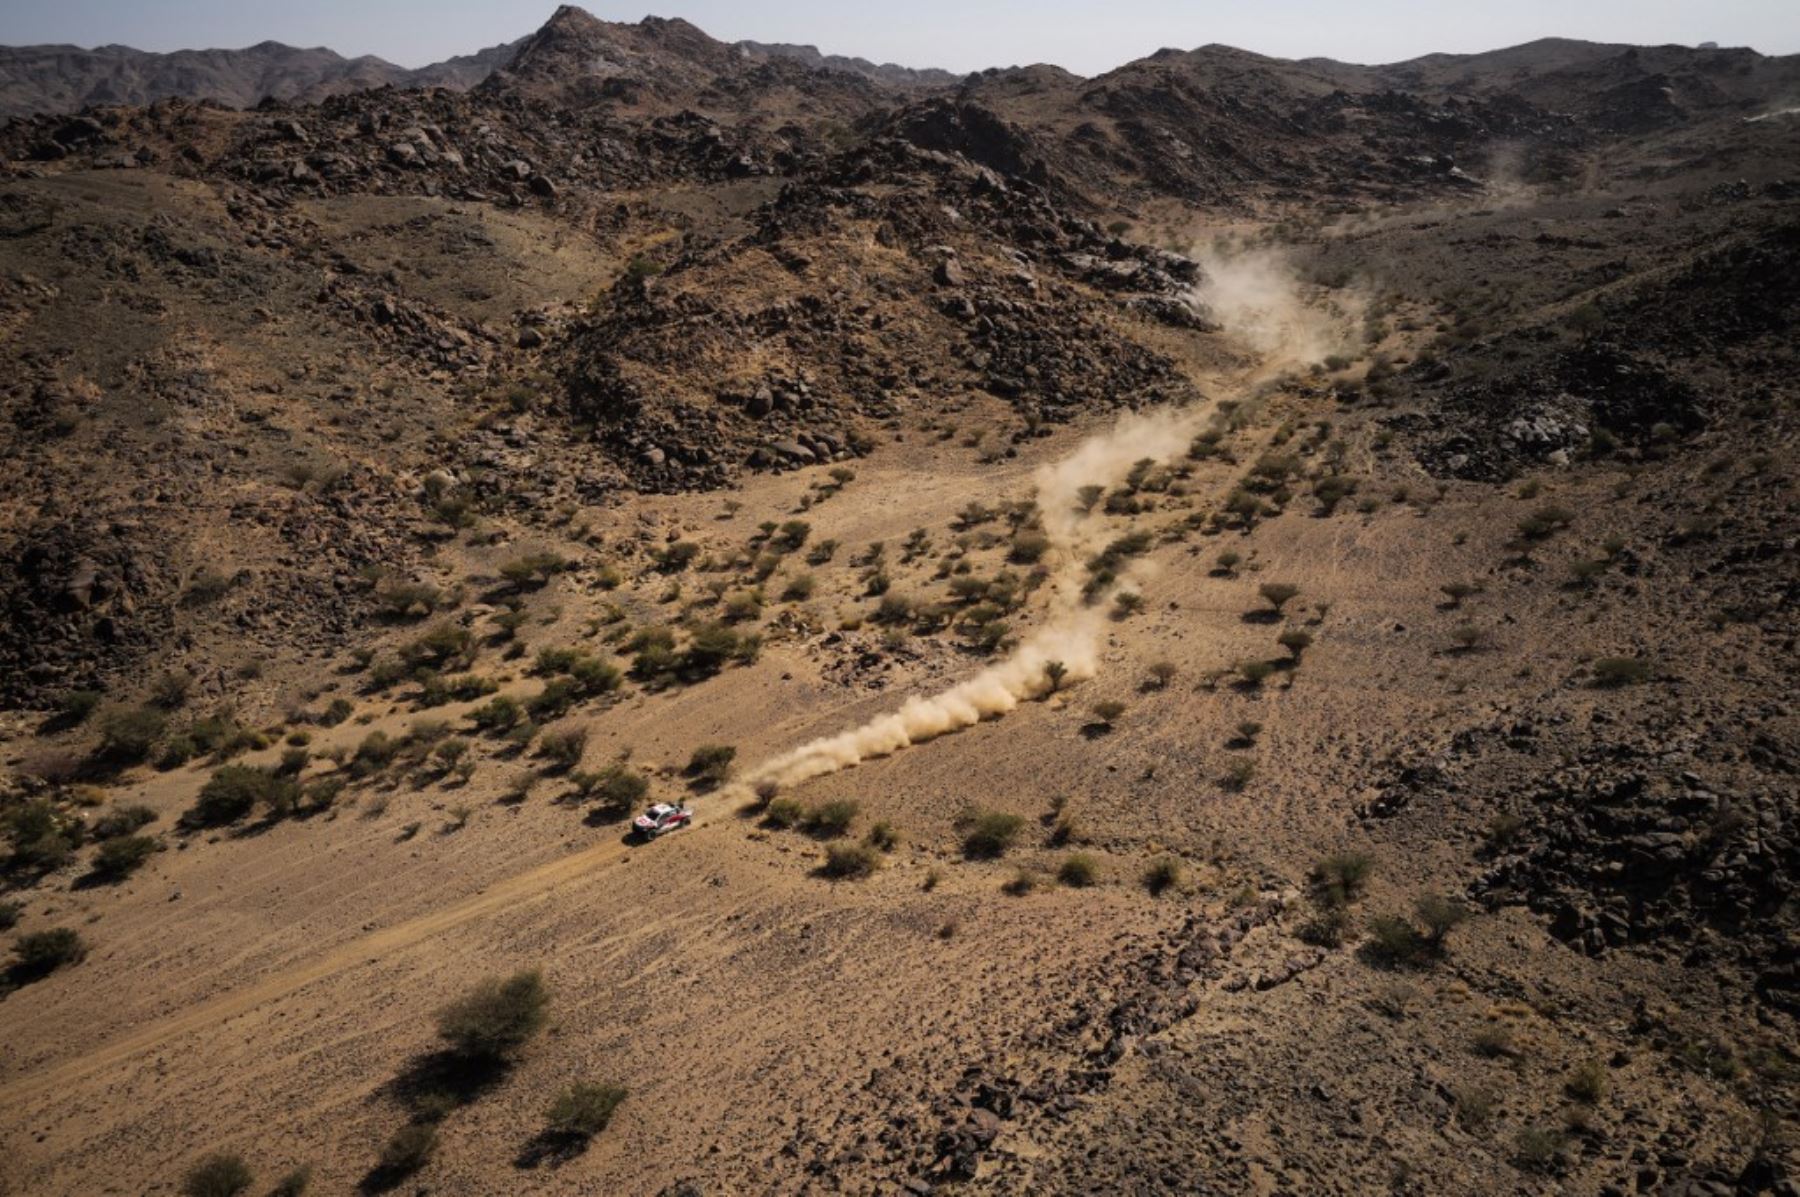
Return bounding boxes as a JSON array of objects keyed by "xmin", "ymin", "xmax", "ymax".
[
  {"xmin": 1190, "ymin": 245, "xmax": 1363, "ymax": 372},
  {"xmin": 731, "ymin": 242, "xmax": 1346, "ymax": 797},
  {"xmin": 735, "ymin": 404, "xmax": 1210, "ymax": 795}
]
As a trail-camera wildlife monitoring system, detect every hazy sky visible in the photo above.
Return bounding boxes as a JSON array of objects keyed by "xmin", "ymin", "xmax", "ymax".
[{"xmin": 2, "ymin": 0, "xmax": 1795, "ymax": 74}]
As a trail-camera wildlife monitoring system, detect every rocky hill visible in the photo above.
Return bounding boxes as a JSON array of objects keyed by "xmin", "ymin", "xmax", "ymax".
[
  {"xmin": 0, "ymin": 8, "xmax": 1795, "ymax": 1197},
  {"xmin": 0, "ymin": 37, "xmax": 522, "ymax": 118}
]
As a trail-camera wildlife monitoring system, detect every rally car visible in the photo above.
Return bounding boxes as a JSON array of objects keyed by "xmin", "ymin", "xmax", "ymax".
[{"xmin": 632, "ymin": 802, "xmax": 694, "ymax": 839}]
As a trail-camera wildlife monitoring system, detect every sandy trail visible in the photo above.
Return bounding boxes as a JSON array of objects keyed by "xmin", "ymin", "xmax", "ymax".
[{"xmin": 0, "ymin": 825, "xmax": 650, "ymax": 1104}]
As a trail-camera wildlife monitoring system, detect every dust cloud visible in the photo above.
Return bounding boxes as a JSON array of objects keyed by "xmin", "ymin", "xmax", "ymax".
[
  {"xmin": 734, "ymin": 404, "xmax": 1208, "ymax": 796},
  {"xmin": 730, "ymin": 244, "xmax": 1339, "ymax": 798}
]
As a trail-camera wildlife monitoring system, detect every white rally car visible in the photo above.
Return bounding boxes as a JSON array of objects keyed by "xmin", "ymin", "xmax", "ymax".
[{"xmin": 632, "ymin": 802, "xmax": 694, "ymax": 839}]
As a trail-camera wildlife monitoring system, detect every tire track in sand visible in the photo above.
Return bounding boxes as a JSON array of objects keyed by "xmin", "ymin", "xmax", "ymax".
[{"xmin": 0, "ymin": 827, "xmax": 648, "ymax": 1104}]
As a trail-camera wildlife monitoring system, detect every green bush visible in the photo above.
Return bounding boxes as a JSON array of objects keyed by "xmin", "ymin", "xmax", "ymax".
[
  {"xmin": 1258, "ymin": 582, "xmax": 1300, "ymax": 613},
  {"xmin": 581, "ymin": 763, "xmax": 648, "ymax": 810},
  {"xmin": 436, "ymin": 968, "xmax": 550, "ymax": 1061},
  {"xmin": 91, "ymin": 834, "xmax": 158, "ymax": 880},
  {"xmin": 470, "ymin": 694, "xmax": 523, "ymax": 732},
  {"xmin": 189, "ymin": 766, "xmax": 298, "ymax": 826},
  {"xmin": 962, "ymin": 809, "xmax": 1025, "ymax": 859},
  {"xmin": 91, "ymin": 803, "xmax": 156, "ymax": 840},
  {"xmin": 1057, "ymin": 853, "xmax": 1099, "ymax": 887},
  {"xmin": 182, "ymin": 1152, "xmax": 253, "ymax": 1197},
  {"xmin": 864, "ymin": 821, "xmax": 900, "ymax": 852},
  {"xmin": 821, "ymin": 842, "xmax": 881, "ymax": 879},
  {"xmin": 96, "ymin": 705, "xmax": 167, "ymax": 763},
  {"xmin": 546, "ymin": 1082, "xmax": 628, "ymax": 1140},
  {"xmin": 58, "ymin": 689, "xmax": 104, "ymax": 724},
  {"xmin": 684, "ymin": 744, "xmax": 736, "ymax": 787},
  {"xmin": 12, "ymin": 927, "xmax": 87, "ymax": 977},
  {"xmin": 0, "ymin": 899, "xmax": 20, "ymax": 930},
  {"xmin": 1143, "ymin": 857, "xmax": 1182, "ymax": 895},
  {"xmin": 538, "ymin": 725, "xmax": 589, "ymax": 771},
  {"xmin": 1311, "ymin": 852, "xmax": 1374, "ymax": 907},
  {"xmin": 1565, "ymin": 1059, "xmax": 1607, "ymax": 1104},
  {"xmin": 803, "ymin": 798, "xmax": 860, "ymax": 838},
  {"xmin": 764, "ymin": 797, "xmax": 805, "ymax": 829}
]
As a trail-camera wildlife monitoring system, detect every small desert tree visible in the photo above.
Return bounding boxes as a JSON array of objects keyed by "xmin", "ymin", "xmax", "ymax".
[
  {"xmin": 1258, "ymin": 582, "xmax": 1300, "ymax": 615},
  {"xmin": 436, "ymin": 969, "xmax": 550, "ymax": 1062}
]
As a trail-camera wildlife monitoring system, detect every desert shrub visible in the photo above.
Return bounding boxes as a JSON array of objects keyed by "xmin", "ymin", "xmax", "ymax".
[
  {"xmin": 1314, "ymin": 475, "xmax": 1357, "ymax": 514},
  {"xmin": 274, "ymin": 746, "xmax": 309, "ymax": 777},
  {"xmin": 189, "ymin": 765, "xmax": 297, "ymax": 826},
  {"xmin": 321, "ymin": 697, "xmax": 354, "ymax": 727},
  {"xmin": 1112, "ymin": 591, "xmax": 1145, "ymax": 619},
  {"xmin": 1258, "ymin": 582, "xmax": 1300, "ymax": 613},
  {"xmin": 546, "ymin": 1082, "xmax": 627, "ymax": 1141},
  {"xmin": 1009, "ymin": 531, "xmax": 1050, "ymax": 564},
  {"xmin": 864, "ymin": 821, "xmax": 899, "ymax": 852},
  {"xmin": 1452, "ymin": 1085, "xmax": 1496, "ymax": 1131},
  {"xmin": 1298, "ymin": 904, "xmax": 1351, "ymax": 947},
  {"xmin": 1143, "ymin": 857, "xmax": 1182, "ymax": 895},
  {"xmin": 780, "ymin": 574, "xmax": 816, "ymax": 603},
  {"xmin": 1472, "ymin": 1024, "xmax": 1515, "ymax": 1058},
  {"xmin": 182, "ymin": 1152, "xmax": 253, "ymax": 1197},
  {"xmin": 436, "ymin": 968, "xmax": 550, "ymax": 1061},
  {"xmin": 872, "ymin": 593, "xmax": 914, "ymax": 626},
  {"xmin": 680, "ymin": 621, "xmax": 759, "ymax": 678},
  {"xmin": 684, "ymin": 744, "xmax": 736, "ymax": 787},
  {"xmin": 651, "ymin": 541, "xmax": 700, "ymax": 572},
  {"xmin": 822, "ymin": 842, "xmax": 881, "ymax": 879},
  {"xmin": 1565, "ymin": 1059, "xmax": 1607, "ymax": 1104},
  {"xmin": 58, "ymin": 689, "xmax": 104, "ymax": 724},
  {"xmin": 377, "ymin": 1123, "xmax": 437, "ymax": 1177},
  {"xmin": 1366, "ymin": 914, "xmax": 1425, "ymax": 965},
  {"xmin": 1221, "ymin": 757, "xmax": 1256, "ymax": 791},
  {"xmin": 538, "ymin": 725, "xmax": 589, "ymax": 771},
  {"xmin": 1215, "ymin": 549, "xmax": 1242, "ymax": 574},
  {"xmin": 351, "ymin": 731, "xmax": 399, "ymax": 778},
  {"xmin": 0, "ymin": 900, "xmax": 19, "ymax": 930},
  {"xmin": 1043, "ymin": 660, "xmax": 1070, "ymax": 692},
  {"xmin": 375, "ymin": 579, "xmax": 449, "ymax": 619},
  {"xmin": 1090, "ymin": 699, "xmax": 1126, "ymax": 726},
  {"xmin": 723, "ymin": 590, "xmax": 764, "ymax": 623},
  {"xmin": 96, "ymin": 704, "xmax": 167, "ymax": 764},
  {"xmin": 586, "ymin": 763, "xmax": 649, "ymax": 810},
  {"xmin": 1057, "ymin": 853, "xmax": 1099, "ymax": 887},
  {"xmin": 764, "ymin": 797, "xmax": 806, "ymax": 829},
  {"xmin": 91, "ymin": 834, "xmax": 158, "ymax": 880},
  {"xmin": 499, "ymin": 551, "xmax": 568, "ymax": 591},
  {"xmin": 1414, "ymin": 892, "xmax": 1470, "ymax": 945},
  {"xmin": 803, "ymin": 798, "xmax": 860, "ymax": 837},
  {"xmin": 1592, "ymin": 657, "xmax": 1652, "ymax": 687},
  {"xmin": 12, "ymin": 927, "xmax": 86, "ymax": 977},
  {"xmin": 962, "ymin": 809, "xmax": 1024, "ymax": 858},
  {"xmin": 470, "ymin": 694, "xmax": 523, "ymax": 732},
  {"xmin": 151, "ymin": 669, "xmax": 195, "ymax": 709},
  {"xmin": 1513, "ymin": 1126, "xmax": 1565, "ymax": 1173},
  {"xmin": 1311, "ymin": 852, "xmax": 1374, "ymax": 907},
  {"xmin": 1277, "ymin": 628, "xmax": 1313, "ymax": 659},
  {"xmin": 1516, "ymin": 505, "xmax": 1574, "ymax": 542},
  {"xmin": 4, "ymin": 799, "xmax": 81, "ymax": 872},
  {"xmin": 525, "ymin": 679, "xmax": 576, "ymax": 722},
  {"xmin": 91, "ymin": 803, "xmax": 156, "ymax": 839},
  {"xmin": 400, "ymin": 623, "xmax": 475, "ymax": 672},
  {"xmin": 1237, "ymin": 660, "xmax": 1275, "ymax": 686}
]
